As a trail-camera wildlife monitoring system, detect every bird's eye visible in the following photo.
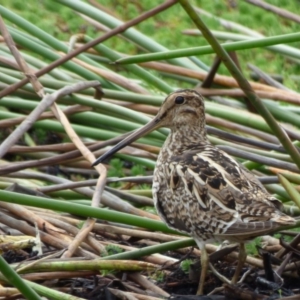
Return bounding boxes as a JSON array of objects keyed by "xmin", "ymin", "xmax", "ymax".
[{"xmin": 175, "ymin": 96, "xmax": 185, "ymax": 104}]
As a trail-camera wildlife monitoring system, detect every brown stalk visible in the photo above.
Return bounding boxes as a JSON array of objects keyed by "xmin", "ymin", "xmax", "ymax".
[
  {"xmin": 48, "ymin": 101, "xmax": 107, "ymax": 257},
  {"xmin": 282, "ymin": 260, "xmax": 300, "ymax": 273},
  {"xmin": 100, "ymin": 240, "xmax": 178, "ymax": 266},
  {"xmin": 224, "ymin": 284, "xmax": 266, "ymax": 300},
  {"xmin": 87, "ymin": 0, "xmax": 118, "ymax": 16},
  {"xmin": 127, "ymin": 291, "xmax": 167, "ymax": 300},
  {"xmin": 197, "ymin": 87, "xmax": 300, "ymax": 104},
  {"xmin": 0, "ymin": 105, "xmax": 91, "ymax": 128},
  {"xmin": 71, "ymin": 56, "xmax": 150, "ymax": 94},
  {"xmin": 276, "ymin": 252, "xmax": 293, "ymax": 277},
  {"xmin": 4, "ymin": 170, "xmax": 159, "ymax": 220},
  {"xmin": 245, "ymin": 0, "xmax": 300, "ymax": 24},
  {"xmin": 0, "ymin": 15, "xmax": 44, "ymax": 97},
  {"xmin": 119, "ymin": 103, "xmax": 160, "ymax": 115},
  {"xmin": 276, "ymin": 233, "xmax": 300, "ymax": 259},
  {"xmin": 0, "ymin": 134, "xmax": 131, "ymax": 175},
  {"xmin": 104, "ymin": 187, "xmax": 153, "ymax": 207},
  {"xmin": 108, "ymin": 289, "xmax": 139, "ymax": 300},
  {"xmin": 0, "ymin": 211, "xmax": 97, "ymax": 259},
  {"xmin": 16, "ymin": 249, "xmax": 68, "ymax": 274},
  {"xmin": 91, "ymin": 145, "xmax": 157, "ymax": 161},
  {"xmin": 248, "ymin": 63, "xmax": 293, "ymax": 92},
  {"xmin": 0, "ymin": 56, "xmax": 21, "ymax": 70},
  {"xmin": 1, "ymin": 13, "xmax": 108, "ymax": 258},
  {"xmin": 31, "ymin": 209, "xmax": 268, "ymax": 271},
  {"xmin": 141, "ymin": 61, "xmax": 300, "ymax": 96},
  {"xmin": 0, "ymin": 200, "xmax": 70, "ymax": 242},
  {"xmin": 36, "ymin": 179, "xmax": 99, "ymax": 194},
  {"xmin": 264, "ymin": 245, "xmax": 282, "ymax": 252},
  {"xmin": 39, "ymin": 215, "xmax": 107, "ymax": 255},
  {"xmin": 109, "ymin": 288, "xmax": 164, "ymax": 300},
  {"xmin": 200, "ymin": 55, "xmax": 222, "ymax": 88},
  {"xmin": 0, "ymin": 14, "xmax": 102, "ymax": 161},
  {"xmin": 5, "ymin": 142, "xmax": 95, "ymax": 154},
  {"xmin": 62, "ymin": 219, "xmax": 97, "ymax": 259},
  {"xmin": 0, "ymin": 81, "xmax": 100, "ymax": 159},
  {"xmin": 36, "ymin": 211, "xmax": 181, "ymax": 244},
  {"xmin": 230, "ymin": 51, "xmax": 257, "ymax": 113},
  {"xmin": 205, "ymin": 244, "xmax": 264, "ymax": 269},
  {"xmin": 206, "ymin": 115, "xmax": 279, "ymax": 144},
  {"xmin": 21, "ymin": 271, "xmax": 98, "ymax": 282},
  {"xmin": 0, "ymin": 288, "xmax": 20, "ymax": 297}
]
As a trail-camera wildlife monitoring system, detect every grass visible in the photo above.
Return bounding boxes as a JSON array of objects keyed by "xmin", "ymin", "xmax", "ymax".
[
  {"xmin": 2, "ymin": 0, "xmax": 300, "ymax": 88},
  {"xmin": 107, "ymin": 158, "xmax": 149, "ymax": 189}
]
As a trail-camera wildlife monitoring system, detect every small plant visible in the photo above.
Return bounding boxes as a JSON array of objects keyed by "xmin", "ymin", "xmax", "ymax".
[
  {"xmin": 139, "ymin": 183, "xmax": 152, "ymax": 190},
  {"xmin": 107, "ymin": 158, "xmax": 125, "ymax": 178},
  {"xmin": 100, "ymin": 244, "xmax": 124, "ymax": 276},
  {"xmin": 131, "ymin": 164, "xmax": 146, "ymax": 176},
  {"xmin": 30, "ymin": 128, "xmax": 48, "ymax": 144},
  {"xmin": 131, "ymin": 165, "xmax": 152, "ymax": 189},
  {"xmin": 275, "ymin": 233, "xmax": 294, "ymax": 243},
  {"xmin": 150, "ymin": 270, "xmax": 165, "ymax": 283},
  {"xmin": 180, "ymin": 259, "xmax": 194, "ymax": 274},
  {"xmin": 143, "ymin": 206, "xmax": 157, "ymax": 214},
  {"xmin": 246, "ymin": 237, "xmax": 262, "ymax": 255},
  {"xmin": 0, "ymin": 129, "xmax": 7, "ymax": 142},
  {"xmin": 104, "ymin": 244, "xmax": 124, "ymax": 256},
  {"xmin": 107, "ymin": 158, "xmax": 125, "ymax": 187},
  {"xmin": 76, "ymin": 221, "xmax": 84, "ymax": 229}
]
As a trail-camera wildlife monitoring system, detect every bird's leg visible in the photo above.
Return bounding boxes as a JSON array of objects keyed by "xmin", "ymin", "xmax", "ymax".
[
  {"xmin": 231, "ymin": 242, "xmax": 246, "ymax": 284},
  {"xmin": 196, "ymin": 243, "xmax": 208, "ymax": 295}
]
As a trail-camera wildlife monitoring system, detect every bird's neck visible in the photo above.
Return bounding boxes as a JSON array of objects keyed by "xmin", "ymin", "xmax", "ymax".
[{"xmin": 162, "ymin": 125, "xmax": 208, "ymax": 156}]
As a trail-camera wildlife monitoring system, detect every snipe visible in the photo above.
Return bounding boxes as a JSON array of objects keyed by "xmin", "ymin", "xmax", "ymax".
[{"xmin": 93, "ymin": 89, "xmax": 296, "ymax": 295}]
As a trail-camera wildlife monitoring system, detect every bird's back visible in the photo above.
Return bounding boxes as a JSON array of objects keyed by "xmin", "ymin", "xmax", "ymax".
[{"xmin": 153, "ymin": 142, "xmax": 295, "ymax": 242}]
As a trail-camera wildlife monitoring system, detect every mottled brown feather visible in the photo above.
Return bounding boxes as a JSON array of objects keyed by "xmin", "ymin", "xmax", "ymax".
[
  {"xmin": 152, "ymin": 89, "xmax": 295, "ymax": 244},
  {"xmin": 93, "ymin": 89, "xmax": 296, "ymax": 295}
]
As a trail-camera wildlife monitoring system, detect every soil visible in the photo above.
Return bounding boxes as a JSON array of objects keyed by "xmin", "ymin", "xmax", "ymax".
[{"xmin": 3, "ymin": 247, "xmax": 299, "ymax": 300}]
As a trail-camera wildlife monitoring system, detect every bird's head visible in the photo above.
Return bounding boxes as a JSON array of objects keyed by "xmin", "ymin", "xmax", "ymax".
[
  {"xmin": 92, "ymin": 89, "xmax": 205, "ymax": 166},
  {"xmin": 156, "ymin": 89, "xmax": 205, "ymax": 129}
]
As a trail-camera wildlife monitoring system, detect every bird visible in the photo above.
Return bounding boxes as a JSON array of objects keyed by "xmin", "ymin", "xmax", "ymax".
[{"xmin": 93, "ymin": 89, "xmax": 296, "ymax": 295}]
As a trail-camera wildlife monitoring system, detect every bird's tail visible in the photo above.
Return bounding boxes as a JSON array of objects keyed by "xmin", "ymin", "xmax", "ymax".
[{"xmin": 272, "ymin": 214, "xmax": 296, "ymax": 226}]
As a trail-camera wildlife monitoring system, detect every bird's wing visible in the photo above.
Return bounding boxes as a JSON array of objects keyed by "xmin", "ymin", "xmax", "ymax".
[{"xmin": 168, "ymin": 144, "xmax": 294, "ymax": 238}]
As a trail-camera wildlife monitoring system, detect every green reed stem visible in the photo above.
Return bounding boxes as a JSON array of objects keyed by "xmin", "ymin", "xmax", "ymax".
[
  {"xmin": 116, "ymin": 31, "xmax": 300, "ymax": 64},
  {"xmin": 0, "ymin": 256, "xmax": 41, "ymax": 300}
]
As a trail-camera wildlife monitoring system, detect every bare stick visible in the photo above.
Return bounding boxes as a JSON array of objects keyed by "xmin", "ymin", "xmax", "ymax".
[
  {"xmin": 245, "ymin": 0, "xmax": 300, "ymax": 24},
  {"xmin": 0, "ymin": 14, "xmax": 108, "ymax": 258},
  {"xmin": 0, "ymin": 81, "xmax": 100, "ymax": 158},
  {"xmin": 0, "ymin": 105, "xmax": 91, "ymax": 128}
]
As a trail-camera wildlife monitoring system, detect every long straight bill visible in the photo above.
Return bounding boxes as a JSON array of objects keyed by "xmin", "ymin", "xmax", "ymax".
[{"xmin": 92, "ymin": 117, "xmax": 159, "ymax": 166}]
